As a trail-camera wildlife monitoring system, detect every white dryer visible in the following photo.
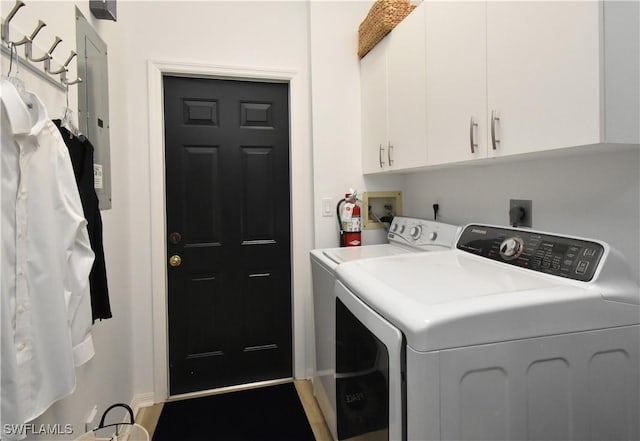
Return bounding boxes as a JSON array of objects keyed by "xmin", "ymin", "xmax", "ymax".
[
  {"xmin": 310, "ymin": 217, "xmax": 460, "ymax": 440},
  {"xmin": 336, "ymin": 224, "xmax": 640, "ymax": 441}
]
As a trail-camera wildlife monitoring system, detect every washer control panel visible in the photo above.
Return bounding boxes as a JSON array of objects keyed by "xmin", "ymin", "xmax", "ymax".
[
  {"xmin": 388, "ymin": 217, "xmax": 460, "ymax": 250},
  {"xmin": 457, "ymin": 225, "xmax": 605, "ymax": 282}
]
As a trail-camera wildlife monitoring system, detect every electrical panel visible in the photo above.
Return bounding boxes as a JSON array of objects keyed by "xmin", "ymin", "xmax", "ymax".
[{"xmin": 76, "ymin": 8, "xmax": 111, "ymax": 210}]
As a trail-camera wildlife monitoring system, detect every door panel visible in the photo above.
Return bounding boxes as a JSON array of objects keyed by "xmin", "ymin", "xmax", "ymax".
[
  {"xmin": 241, "ymin": 146, "xmax": 276, "ymax": 242},
  {"xmin": 164, "ymin": 76, "xmax": 291, "ymax": 395},
  {"xmin": 183, "ymin": 145, "xmax": 222, "ymax": 244}
]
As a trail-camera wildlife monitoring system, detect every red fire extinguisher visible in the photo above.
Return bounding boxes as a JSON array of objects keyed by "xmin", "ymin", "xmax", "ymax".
[{"xmin": 337, "ymin": 192, "xmax": 361, "ymax": 247}]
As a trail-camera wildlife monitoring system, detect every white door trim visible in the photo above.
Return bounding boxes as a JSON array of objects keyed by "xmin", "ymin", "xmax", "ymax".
[{"xmin": 147, "ymin": 59, "xmax": 310, "ymax": 402}]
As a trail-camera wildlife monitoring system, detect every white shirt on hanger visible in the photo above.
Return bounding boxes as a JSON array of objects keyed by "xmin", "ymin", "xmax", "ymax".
[{"xmin": 1, "ymin": 79, "xmax": 95, "ymax": 439}]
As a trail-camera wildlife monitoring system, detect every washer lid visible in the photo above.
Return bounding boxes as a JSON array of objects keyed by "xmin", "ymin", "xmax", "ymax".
[
  {"xmin": 336, "ymin": 251, "xmax": 640, "ymax": 352},
  {"xmin": 310, "ymin": 244, "xmax": 413, "ymax": 274},
  {"xmin": 322, "ymin": 243, "xmax": 411, "ymax": 264}
]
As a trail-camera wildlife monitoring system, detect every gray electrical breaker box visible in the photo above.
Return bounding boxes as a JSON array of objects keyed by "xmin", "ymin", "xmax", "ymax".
[{"xmin": 76, "ymin": 8, "xmax": 111, "ymax": 210}]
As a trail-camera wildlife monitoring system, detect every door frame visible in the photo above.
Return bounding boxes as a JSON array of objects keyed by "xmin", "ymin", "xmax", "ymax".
[{"xmin": 148, "ymin": 60, "xmax": 311, "ymax": 402}]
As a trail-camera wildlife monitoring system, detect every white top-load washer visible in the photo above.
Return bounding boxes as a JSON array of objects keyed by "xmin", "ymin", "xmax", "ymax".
[
  {"xmin": 310, "ymin": 217, "xmax": 461, "ymax": 440},
  {"xmin": 335, "ymin": 224, "xmax": 640, "ymax": 441}
]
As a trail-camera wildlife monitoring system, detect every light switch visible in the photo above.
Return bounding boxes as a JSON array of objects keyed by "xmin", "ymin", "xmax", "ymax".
[{"xmin": 322, "ymin": 198, "xmax": 333, "ymax": 217}]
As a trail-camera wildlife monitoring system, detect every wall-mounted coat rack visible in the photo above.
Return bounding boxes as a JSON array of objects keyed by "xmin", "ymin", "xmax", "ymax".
[{"xmin": 1, "ymin": 0, "xmax": 82, "ymax": 90}]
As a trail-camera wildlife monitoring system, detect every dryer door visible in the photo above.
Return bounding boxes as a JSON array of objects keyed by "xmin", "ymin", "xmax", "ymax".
[{"xmin": 336, "ymin": 280, "xmax": 405, "ymax": 441}]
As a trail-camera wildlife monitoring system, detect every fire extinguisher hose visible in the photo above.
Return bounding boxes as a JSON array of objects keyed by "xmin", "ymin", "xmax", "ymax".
[{"xmin": 336, "ymin": 198, "xmax": 346, "ymax": 247}]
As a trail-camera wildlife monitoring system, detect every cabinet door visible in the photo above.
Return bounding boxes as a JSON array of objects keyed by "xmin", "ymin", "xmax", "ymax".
[
  {"xmin": 361, "ymin": 38, "xmax": 389, "ymax": 174},
  {"xmin": 387, "ymin": 4, "xmax": 427, "ymax": 170},
  {"xmin": 425, "ymin": 1, "xmax": 487, "ymax": 165},
  {"xmin": 486, "ymin": 1, "xmax": 601, "ymax": 156}
]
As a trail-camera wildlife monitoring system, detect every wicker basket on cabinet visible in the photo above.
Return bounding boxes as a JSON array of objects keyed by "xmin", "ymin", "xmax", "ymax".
[{"xmin": 358, "ymin": 0, "xmax": 417, "ymax": 59}]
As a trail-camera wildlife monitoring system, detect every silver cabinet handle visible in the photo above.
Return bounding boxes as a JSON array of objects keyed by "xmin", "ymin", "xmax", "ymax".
[
  {"xmin": 388, "ymin": 142, "xmax": 394, "ymax": 166},
  {"xmin": 491, "ymin": 110, "xmax": 500, "ymax": 150},
  {"xmin": 379, "ymin": 144, "xmax": 385, "ymax": 168},
  {"xmin": 469, "ymin": 117, "xmax": 478, "ymax": 154}
]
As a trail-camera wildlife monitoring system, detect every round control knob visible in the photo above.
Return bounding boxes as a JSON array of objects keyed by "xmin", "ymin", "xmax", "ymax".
[
  {"xmin": 399, "ymin": 225, "xmax": 405, "ymax": 233},
  {"xmin": 428, "ymin": 231, "xmax": 438, "ymax": 241},
  {"xmin": 391, "ymin": 223, "xmax": 398, "ymax": 232},
  {"xmin": 499, "ymin": 237, "xmax": 524, "ymax": 260},
  {"xmin": 409, "ymin": 225, "xmax": 422, "ymax": 240}
]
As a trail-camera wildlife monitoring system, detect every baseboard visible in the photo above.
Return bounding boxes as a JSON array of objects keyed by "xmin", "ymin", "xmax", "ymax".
[
  {"xmin": 130, "ymin": 392, "xmax": 155, "ymax": 418},
  {"xmin": 167, "ymin": 377, "xmax": 293, "ymax": 402}
]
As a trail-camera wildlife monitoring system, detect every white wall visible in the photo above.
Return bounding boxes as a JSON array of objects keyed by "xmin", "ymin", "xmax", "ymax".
[
  {"xmin": 100, "ymin": 1, "xmax": 314, "ymax": 400},
  {"xmin": 1, "ymin": 1, "xmax": 134, "ymax": 439},
  {"xmin": 403, "ymin": 148, "xmax": 640, "ymax": 284},
  {"xmin": 309, "ymin": 0, "xmax": 406, "ymax": 250}
]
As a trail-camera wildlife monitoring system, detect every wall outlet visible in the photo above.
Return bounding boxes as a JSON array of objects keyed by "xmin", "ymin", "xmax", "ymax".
[
  {"xmin": 509, "ymin": 199, "xmax": 532, "ymax": 227},
  {"xmin": 85, "ymin": 405, "xmax": 98, "ymax": 432}
]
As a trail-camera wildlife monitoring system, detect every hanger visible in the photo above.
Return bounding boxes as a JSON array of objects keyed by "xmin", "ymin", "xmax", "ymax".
[
  {"xmin": 6, "ymin": 42, "xmax": 22, "ymax": 89},
  {"xmin": 4, "ymin": 41, "xmax": 34, "ymax": 109},
  {"xmin": 60, "ymin": 82, "xmax": 86, "ymax": 141}
]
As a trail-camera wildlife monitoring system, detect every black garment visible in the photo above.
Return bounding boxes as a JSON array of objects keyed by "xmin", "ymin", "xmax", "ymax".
[{"xmin": 53, "ymin": 120, "xmax": 112, "ymax": 321}]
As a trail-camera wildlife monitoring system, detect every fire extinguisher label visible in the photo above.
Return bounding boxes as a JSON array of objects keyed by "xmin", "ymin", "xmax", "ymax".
[
  {"xmin": 341, "ymin": 202, "xmax": 354, "ymax": 221},
  {"xmin": 341, "ymin": 201, "xmax": 361, "ymax": 233},
  {"xmin": 343, "ymin": 217, "xmax": 361, "ymax": 232}
]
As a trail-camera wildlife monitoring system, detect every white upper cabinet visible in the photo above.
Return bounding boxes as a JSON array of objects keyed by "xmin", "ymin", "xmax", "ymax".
[
  {"xmin": 361, "ymin": 37, "xmax": 389, "ymax": 174},
  {"xmin": 485, "ymin": 1, "xmax": 601, "ymax": 157},
  {"xmin": 360, "ymin": 3, "xmax": 427, "ymax": 174},
  {"xmin": 361, "ymin": 0, "xmax": 639, "ymax": 172},
  {"xmin": 386, "ymin": 4, "xmax": 427, "ymax": 170},
  {"xmin": 424, "ymin": 1, "xmax": 488, "ymax": 165}
]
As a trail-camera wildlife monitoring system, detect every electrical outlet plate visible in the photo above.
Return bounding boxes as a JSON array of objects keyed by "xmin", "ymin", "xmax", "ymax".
[{"xmin": 509, "ymin": 199, "xmax": 532, "ymax": 227}]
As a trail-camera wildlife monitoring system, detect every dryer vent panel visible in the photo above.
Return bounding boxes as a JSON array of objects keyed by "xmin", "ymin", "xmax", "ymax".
[{"xmin": 76, "ymin": 8, "xmax": 111, "ymax": 210}]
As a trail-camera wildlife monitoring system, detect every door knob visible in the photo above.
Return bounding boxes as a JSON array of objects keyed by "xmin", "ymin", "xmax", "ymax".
[{"xmin": 169, "ymin": 255, "xmax": 182, "ymax": 267}]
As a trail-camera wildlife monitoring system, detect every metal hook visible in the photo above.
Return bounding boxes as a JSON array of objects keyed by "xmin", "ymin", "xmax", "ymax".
[
  {"xmin": 38, "ymin": 36, "xmax": 63, "ymax": 67},
  {"xmin": 62, "ymin": 76, "xmax": 82, "ymax": 86},
  {"xmin": 1, "ymin": 0, "xmax": 26, "ymax": 43},
  {"xmin": 27, "ymin": 35, "xmax": 61, "ymax": 63},
  {"xmin": 58, "ymin": 51, "xmax": 82, "ymax": 86},
  {"xmin": 13, "ymin": 19, "xmax": 45, "ymax": 46},
  {"xmin": 47, "ymin": 50, "xmax": 75, "ymax": 75}
]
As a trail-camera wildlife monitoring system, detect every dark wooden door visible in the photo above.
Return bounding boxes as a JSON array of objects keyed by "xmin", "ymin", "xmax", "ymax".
[{"xmin": 163, "ymin": 76, "xmax": 292, "ymax": 395}]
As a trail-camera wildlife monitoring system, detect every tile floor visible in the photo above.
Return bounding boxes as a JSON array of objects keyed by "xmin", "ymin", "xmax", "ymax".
[{"xmin": 136, "ymin": 379, "xmax": 333, "ymax": 441}]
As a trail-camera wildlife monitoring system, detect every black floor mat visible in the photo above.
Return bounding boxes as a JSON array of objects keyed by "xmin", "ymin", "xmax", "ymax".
[{"xmin": 152, "ymin": 382, "xmax": 315, "ymax": 441}]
